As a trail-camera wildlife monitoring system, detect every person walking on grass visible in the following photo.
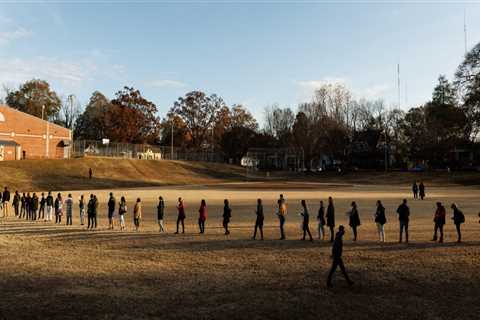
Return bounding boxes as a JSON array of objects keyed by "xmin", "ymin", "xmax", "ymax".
[
  {"xmin": 157, "ymin": 196, "xmax": 165, "ymax": 233},
  {"xmin": 2, "ymin": 186, "xmax": 10, "ymax": 218},
  {"xmin": 419, "ymin": 182, "xmax": 426, "ymax": 200},
  {"xmin": 253, "ymin": 198, "xmax": 264, "ymax": 240},
  {"xmin": 300, "ymin": 200, "xmax": 313, "ymax": 241},
  {"xmin": 175, "ymin": 197, "xmax": 186, "ymax": 234},
  {"xmin": 397, "ymin": 199, "xmax": 410, "ymax": 243},
  {"xmin": 13, "ymin": 191, "xmax": 20, "ymax": 218},
  {"xmin": 327, "ymin": 225, "xmax": 354, "ymax": 288},
  {"xmin": 133, "ymin": 198, "xmax": 142, "ymax": 231},
  {"xmin": 107, "ymin": 192, "xmax": 116, "ymax": 230},
  {"xmin": 412, "ymin": 181, "xmax": 419, "ymax": 199},
  {"xmin": 348, "ymin": 201, "xmax": 361, "ymax": 241},
  {"xmin": 79, "ymin": 195, "xmax": 85, "ymax": 225},
  {"xmin": 198, "ymin": 199, "xmax": 207, "ymax": 234},
  {"xmin": 317, "ymin": 200, "xmax": 326, "ymax": 240},
  {"xmin": 326, "ymin": 197, "xmax": 335, "ymax": 242},
  {"xmin": 39, "ymin": 193, "xmax": 46, "ymax": 220},
  {"xmin": 65, "ymin": 194, "xmax": 73, "ymax": 226},
  {"xmin": 432, "ymin": 202, "xmax": 446, "ymax": 243},
  {"xmin": 374, "ymin": 200, "xmax": 387, "ymax": 242},
  {"xmin": 31, "ymin": 193, "xmax": 39, "ymax": 221},
  {"xmin": 451, "ymin": 203, "xmax": 465, "ymax": 243},
  {"xmin": 54, "ymin": 193, "xmax": 63, "ymax": 224},
  {"xmin": 118, "ymin": 196, "xmax": 127, "ymax": 230},
  {"xmin": 46, "ymin": 191, "xmax": 54, "ymax": 222},
  {"xmin": 223, "ymin": 199, "xmax": 232, "ymax": 235}
]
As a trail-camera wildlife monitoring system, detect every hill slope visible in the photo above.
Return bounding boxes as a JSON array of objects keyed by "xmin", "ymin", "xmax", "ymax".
[{"xmin": 0, "ymin": 158, "xmax": 246, "ymax": 191}]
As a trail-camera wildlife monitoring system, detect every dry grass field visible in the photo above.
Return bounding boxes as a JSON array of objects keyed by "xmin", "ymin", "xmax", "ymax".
[{"xmin": 1, "ymin": 180, "xmax": 479, "ymax": 320}]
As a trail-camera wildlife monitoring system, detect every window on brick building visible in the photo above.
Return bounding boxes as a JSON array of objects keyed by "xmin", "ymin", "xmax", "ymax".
[{"xmin": 0, "ymin": 112, "xmax": 4, "ymax": 122}]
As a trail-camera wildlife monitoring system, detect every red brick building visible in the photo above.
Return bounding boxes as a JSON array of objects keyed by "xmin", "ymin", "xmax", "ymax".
[{"xmin": 0, "ymin": 105, "xmax": 72, "ymax": 161}]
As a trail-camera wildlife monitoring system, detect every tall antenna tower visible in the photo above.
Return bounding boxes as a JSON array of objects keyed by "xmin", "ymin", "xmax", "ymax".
[
  {"xmin": 464, "ymin": 8, "xmax": 468, "ymax": 55},
  {"xmin": 397, "ymin": 63, "xmax": 401, "ymax": 109}
]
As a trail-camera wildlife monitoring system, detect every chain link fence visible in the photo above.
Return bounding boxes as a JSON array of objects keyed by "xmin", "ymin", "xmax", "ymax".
[{"xmin": 72, "ymin": 140, "xmax": 224, "ymax": 163}]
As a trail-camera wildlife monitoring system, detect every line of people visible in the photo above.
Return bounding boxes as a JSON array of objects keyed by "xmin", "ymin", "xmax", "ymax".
[{"xmin": 1, "ymin": 187, "xmax": 472, "ymax": 244}]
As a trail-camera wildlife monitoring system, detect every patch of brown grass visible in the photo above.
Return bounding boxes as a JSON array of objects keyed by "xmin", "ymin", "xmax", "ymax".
[{"xmin": 0, "ymin": 183, "xmax": 479, "ymax": 319}]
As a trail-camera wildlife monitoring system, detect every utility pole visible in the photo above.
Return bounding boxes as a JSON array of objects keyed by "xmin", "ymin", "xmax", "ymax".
[
  {"xmin": 464, "ymin": 8, "xmax": 468, "ymax": 55},
  {"xmin": 170, "ymin": 118, "xmax": 174, "ymax": 160}
]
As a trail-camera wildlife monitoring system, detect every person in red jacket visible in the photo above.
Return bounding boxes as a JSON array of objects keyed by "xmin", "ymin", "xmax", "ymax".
[
  {"xmin": 175, "ymin": 197, "xmax": 186, "ymax": 234},
  {"xmin": 432, "ymin": 202, "xmax": 446, "ymax": 243},
  {"xmin": 198, "ymin": 199, "xmax": 207, "ymax": 234}
]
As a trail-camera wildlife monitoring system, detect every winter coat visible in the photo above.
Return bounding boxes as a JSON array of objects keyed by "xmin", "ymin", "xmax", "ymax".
[{"xmin": 326, "ymin": 204, "xmax": 335, "ymax": 227}]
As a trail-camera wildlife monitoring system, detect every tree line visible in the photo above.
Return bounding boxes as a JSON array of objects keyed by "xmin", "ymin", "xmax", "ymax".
[{"xmin": 2, "ymin": 42, "xmax": 480, "ymax": 170}]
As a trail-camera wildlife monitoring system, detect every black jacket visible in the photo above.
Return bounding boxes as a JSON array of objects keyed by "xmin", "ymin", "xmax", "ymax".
[
  {"xmin": 317, "ymin": 206, "xmax": 326, "ymax": 225},
  {"xmin": 46, "ymin": 195, "xmax": 54, "ymax": 206},
  {"xmin": 108, "ymin": 196, "xmax": 116, "ymax": 213},
  {"xmin": 349, "ymin": 208, "xmax": 361, "ymax": 227},
  {"xmin": 397, "ymin": 204, "xmax": 410, "ymax": 221},
  {"xmin": 374, "ymin": 205, "xmax": 387, "ymax": 225},
  {"xmin": 2, "ymin": 191, "xmax": 10, "ymax": 202},
  {"xmin": 223, "ymin": 206, "xmax": 232, "ymax": 221},
  {"xmin": 452, "ymin": 208, "xmax": 465, "ymax": 225},
  {"xmin": 332, "ymin": 231, "xmax": 344, "ymax": 259},
  {"xmin": 256, "ymin": 204, "xmax": 264, "ymax": 220},
  {"xmin": 157, "ymin": 200, "xmax": 165, "ymax": 220},
  {"xmin": 326, "ymin": 204, "xmax": 335, "ymax": 227}
]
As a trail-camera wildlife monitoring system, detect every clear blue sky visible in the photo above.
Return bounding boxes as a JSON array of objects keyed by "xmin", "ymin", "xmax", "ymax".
[{"xmin": 0, "ymin": 1, "xmax": 479, "ymax": 122}]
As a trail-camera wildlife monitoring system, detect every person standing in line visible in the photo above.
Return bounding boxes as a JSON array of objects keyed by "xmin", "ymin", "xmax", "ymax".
[
  {"xmin": 252, "ymin": 198, "xmax": 264, "ymax": 240},
  {"xmin": 13, "ymin": 191, "xmax": 20, "ymax": 218},
  {"xmin": 79, "ymin": 195, "xmax": 85, "ymax": 225},
  {"xmin": 327, "ymin": 225, "xmax": 354, "ymax": 288},
  {"xmin": 419, "ymin": 182, "xmax": 426, "ymax": 200},
  {"xmin": 107, "ymin": 192, "xmax": 116, "ymax": 230},
  {"xmin": 46, "ymin": 191, "xmax": 54, "ymax": 222},
  {"xmin": 118, "ymin": 196, "xmax": 127, "ymax": 231},
  {"xmin": 348, "ymin": 201, "xmax": 361, "ymax": 241},
  {"xmin": 26, "ymin": 193, "xmax": 32, "ymax": 220},
  {"xmin": 157, "ymin": 196, "xmax": 165, "ymax": 233},
  {"xmin": 412, "ymin": 182, "xmax": 419, "ymax": 199},
  {"xmin": 326, "ymin": 197, "xmax": 335, "ymax": 242},
  {"xmin": 396, "ymin": 199, "xmax": 410, "ymax": 243},
  {"xmin": 93, "ymin": 195, "xmax": 99, "ymax": 230},
  {"xmin": 317, "ymin": 200, "xmax": 326, "ymax": 240},
  {"xmin": 87, "ymin": 194, "xmax": 95, "ymax": 230},
  {"xmin": 277, "ymin": 197, "xmax": 287, "ymax": 240},
  {"xmin": 31, "ymin": 193, "xmax": 39, "ymax": 221},
  {"xmin": 300, "ymin": 200, "xmax": 313, "ymax": 241},
  {"xmin": 432, "ymin": 202, "xmax": 446, "ymax": 243},
  {"xmin": 54, "ymin": 193, "xmax": 63, "ymax": 224},
  {"xmin": 89, "ymin": 168, "xmax": 93, "ymax": 179},
  {"xmin": 223, "ymin": 199, "xmax": 232, "ymax": 235},
  {"xmin": 65, "ymin": 194, "xmax": 73, "ymax": 226},
  {"xmin": 451, "ymin": 203, "xmax": 465, "ymax": 243},
  {"xmin": 198, "ymin": 199, "xmax": 207, "ymax": 234},
  {"xmin": 38, "ymin": 193, "xmax": 46, "ymax": 221},
  {"xmin": 175, "ymin": 197, "xmax": 186, "ymax": 234},
  {"xmin": 20, "ymin": 193, "xmax": 26, "ymax": 219},
  {"xmin": 133, "ymin": 198, "xmax": 142, "ymax": 232},
  {"xmin": 2, "ymin": 186, "xmax": 10, "ymax": 218},
  {"xmin": 374, "ymin": 200, "xmax": 387, "ymax": 242}
]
